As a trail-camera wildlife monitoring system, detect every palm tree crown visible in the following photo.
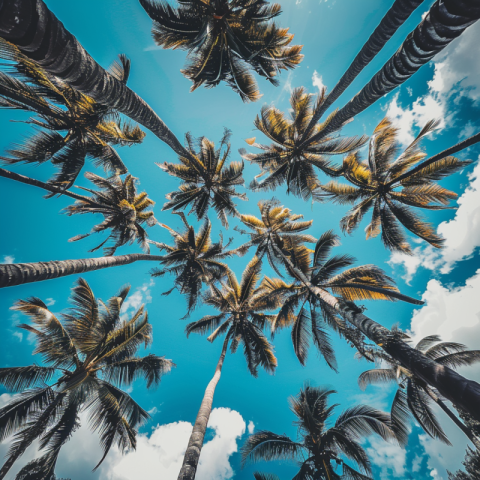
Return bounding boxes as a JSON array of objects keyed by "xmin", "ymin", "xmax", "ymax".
[
  {"xmin": 242, "ymin": 385, "xmax": 396, "ymax": 480},
  {"xmin": 67, "ymin": 173, "xmax": 157, "ymax": 256},
  {"xmin": 0, "ymin": 279, "xmax": 173, "ymax": 479},
  {"xmin": 160, "ymin": 129, "xmax": 247, "ymax": 227},
  {"xmin": 140, "ymin": 0, "xmax": 303, "ymax": 102},
  {"xmin": 150, "ymin": 213, "xmax": 238, "ymax": 314},
  {"xmin": 185, "ymin": 257, "xmax": 277, "ymax": 377},
  {"xmin": 317, "ymin": 118, "xmax": 470, "ymax": 254},
  {"xmin": 359, "ymin": 334, "xmax": 480, "ymax": 446},
  {"xmin": 0, "ymin": 41, "xmax": 144, "ymax": 189},
  {"xmin": 260, "ymin": 230, "xmax": 421, "ymax": 370},
  {"xmin": 241, "ymin": 87, "xmax": 368, "ymax": 198},
  {"xmin": 236, "ymin": 198, "xmax": 317, "ymax": 276}
]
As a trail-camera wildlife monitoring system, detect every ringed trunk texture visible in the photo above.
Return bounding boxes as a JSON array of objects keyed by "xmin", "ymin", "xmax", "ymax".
[
  {"xmin": 0, "ymin": 167, "xmax": 100, "ymax": 205},
  {"xmin": 302, "ymin": 0, "xmax": 425, "ymax": 141},
  {"xmin": 313, "ymin": 0, "xmax": 480, "ymax": 141},
  {"xmin": 178, "ymin": 338, "xmax": 229, "ymax": 480},
  {"xmin": 0, "ymin": 0, "xmax": 191, "ymax": 160},
  {"xmin": 425, "ymin": 387, "xmax": 480, "ymax": 451},
  {"xmin": 0, "ymin": 254, "xmax": 164, "ymax": 288},
  {"xmin": 273, "ymin": 245, "xmax": 480, "ymax": 423}
]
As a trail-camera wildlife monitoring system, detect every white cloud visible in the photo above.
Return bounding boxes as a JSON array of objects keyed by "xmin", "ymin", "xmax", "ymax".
[
  {"xmin": 312, "ymin": 70, "xmax": 325, "ymax": 93},
  {"xmin": 2, "ymin": 255, "xmax": 15, "ymax": 264},
  {"xmin": 412, "ymin": 454, "xmax": 423, "ymax": 473},
  {"xmin": 45, "ymin": 298, "xmax": 56, "ymax": 307},
  {"xmin": 247, "ymin": 421, "xmax": 255, "ymax": 434},
  {"xmin": 12, "ymin": 331, "xmax": 23, "ymax": 342},
  {"xmin": 388, "ymin": 160, "xmax": 480, "ymax": 279},
  {"xmin": 148, "ymin": 407, "xmax": 158, "ymax": 416},
  {"xmin": 121, "ymin": 279, "xmax": 155, "ymax": 318},
  {"xmin": 366, "ymin": 436, "xmax": 406, "ymax": 478}
]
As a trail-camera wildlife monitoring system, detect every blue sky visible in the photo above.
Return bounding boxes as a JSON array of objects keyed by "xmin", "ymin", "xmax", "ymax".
[{"xmin": 1, "ymin": 0, "xmax": 480, "ymax": 479}]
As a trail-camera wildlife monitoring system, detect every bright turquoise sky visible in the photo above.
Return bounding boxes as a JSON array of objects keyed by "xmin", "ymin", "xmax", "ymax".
[{"xmin": 1, "ymin": 1, "xmax": 480, "ymax": 479}]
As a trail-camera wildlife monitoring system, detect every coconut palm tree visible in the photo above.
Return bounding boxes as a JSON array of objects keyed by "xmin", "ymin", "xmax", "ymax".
[
  {"xmin": 448, "ymin": 447, "xmax": 480, "ymax": 480},
  {"xmin": 260, "ymin": 230, "xmax": 423, "ymax": 370},
  {"xmin": 316, "ymin": 118, "xmax": 471, "ymax": 254},
  {"xmin": 235, "ymin": 198, "xmax": 317, "ymax": 276},
  {"xmin": 359, "ymin": 334, "xmax": 480, "ymax": 449},
  {"xmin": 149, "ymin": 212, "xmax": 238, "ymax": 314},
  {"xmin": 66, "ymin": 173, "xmax": 157, "ymax": 256},
  {"xmin": 235, "ymin": 199, "xmax": 480, "ymax": 424},
  {"xmin": 0, "ymin": 278, "xmax": 174, "ymax": 479},
  {"xmin": 179, "ymin": 256, "xmax": 278, "ymax": 480},
  {"xmin": 241, "ymin": 87, "xmax": 368, "ymax": 199},
  {"xmin": 0, "ymin": 168, "xmax": 157, "ymax": 256},
  {"xmin": 0, "ymin": 42, "xmax": 145, "ymax": 189},
  {"xmin": 161, "ymin": 129, "xmax": 247, "ymax": 227},
  {"xmin": 242, "ymin": 384, "xmax": 396, "ymax": 480},
  {"xmin": 139, "ymin": 0, "xmax": 303, "ymax": 102}
]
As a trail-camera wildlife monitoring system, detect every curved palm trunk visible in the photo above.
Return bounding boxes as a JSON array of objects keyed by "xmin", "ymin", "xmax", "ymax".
[
  {"xmin": 178, "ymin": 338, "xmax": 229, "ymax": 480},
  {"xmin": 312, "ymin": 0, "xmax": 480, "ymax": 142},
  {"xmin": 0, "ymin": 167, "xmax": 102, "ymax": 206},
  {"xmin": 273, "ymin": 245, "xmax": 480, "ymax": 423},
  {"xmin": 0, "ymin": 254, "xmax": 164, "ymax": 288},
  {"xmin": 424, "ymin": 387, "xmax": 480, "ymax": 451},
  {"xmin": 302, "ymin": 0, "xmax": 425, "ymax": 141},
  {"xmin": 387, "ymin": 131, "xmax": 480, "ymax": 187},
  {"xmin": 0, "ymin": 0, "xmax": 191, "ymax": 160}
]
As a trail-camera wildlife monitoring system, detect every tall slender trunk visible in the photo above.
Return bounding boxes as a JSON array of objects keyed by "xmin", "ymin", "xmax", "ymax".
[
  {"xmin": 178, "ymin": 337, "xmax": 229, "ymax": 480},
  {"xmin": 425, "ymin": 386, "xmax": 480, "ymax": 451},
  {"xmin": 0, "ymin": 0, "xmax": 192, "ymax": 161},
  {"xmin": 387, "ymin": 131, "xmax": 480, "ymax": 187},
  {"xmin": 272, "ymin": 244, "xmax": 480, "ymax": 422},
  {"xmin": 0, "ymin": 254, "xmax": 164, "ymax": 288},
  {"xmin": 302, "ymin": 0, "xmax": 425, "ymax": 142},
  {"xmin": 307, "ymin": 0, "xmax": 480, "ymax": 144},
  {"xmin": 0, "ymin": 167, "xmax": 102, "ymax": 207}
]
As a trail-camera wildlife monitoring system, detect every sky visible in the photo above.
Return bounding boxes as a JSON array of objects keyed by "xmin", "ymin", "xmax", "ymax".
[{"xmin": 0, "ymin": 0, "xmax": 480, "ymax": 479}]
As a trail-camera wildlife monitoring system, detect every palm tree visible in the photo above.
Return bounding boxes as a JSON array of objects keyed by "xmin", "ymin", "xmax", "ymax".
[
  {"xmin": 260, "ymin": 230, "xmax": 423, "ymax": 370},
  {"xmin": 67, "ymin": 173, "xmax": 157, "ymax": 255},
  {"xmin": 150, "ymin": 212, "xmax": 238, "ymax": 314},
  {"xmin": 0, "ymin": 42, "xmax": 145, "ymax": 189},
  {"xmin": 359, "ymin": 334, "xmax": 480, "ymax": 449},
  {"xmin": 242, "ymin": 384, "xmax": 396, "ymax": 480},
  {"xmin": 179, "ymin": 257, "xmax": 278, "ymax": 480},
  {"xmin": 161, "ymin": 129, "xmax": 247, "ymax": 227},
  {"xmin": 236, "ymin": 200, "xmax": 480, "ymax": 424},
  {"xmin": 0, "ymin": 278, "xmax": 174, "ymax": 479},
  {"xmin": 253, "ymin": 474, "xmax": 279, "ymax": 480},
  {"xmin": 317, "ymin": 118, "xmax": 470, "ymax": 254},
  {"xmin": 235, "ymin": 198, "xmax": 317, "ymax": 275},
  {"xmin": 241, "ymin": 88, "xmax": 368, "ymax": 199},
  {"xmin": 0, "ymin": 1, "xmax": 192, "ymax": 160},
  {"xmin": 139, "ymin": 0, "xmax": 303, "ymax": 102},
  {"xmin": 448, "ymin": 447, "xmax": 480, "ymax": 480},
  {"xmin": 0, "ymin": 168, "xmax": 157, "ymax": 256}
]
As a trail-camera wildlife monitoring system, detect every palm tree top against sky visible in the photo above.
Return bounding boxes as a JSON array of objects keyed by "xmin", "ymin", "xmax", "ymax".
[{"xmin": 0, "ymin": 0, "xmax": 480, "ymax": 479}]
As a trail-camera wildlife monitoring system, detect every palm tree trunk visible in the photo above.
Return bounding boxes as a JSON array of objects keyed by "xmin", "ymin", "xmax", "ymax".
[
  {"xmin": 424, "ymin": 387, "xmax": 480, "ymax": 451},
  {"xmin": 301, "ymin": 0, "xmax": 425, "ymax": 142},
  {"xmin": 0, "ymin": 0, "xmax": 191, "ymax": 161},
  {"xmin": 178, "ymin": 337, "xmax": 229, "ymax": 480},
  {"xmin": 0, "ymin": 167, "xmax": 102, "ymax": 207},
  {"xmin": 387, "ymin": 131, "xmax": 480, "ymax": 187},
  {"xmin": 272, "ymin": 244, "xmax": 480, "ymax": 423},
  {"xmin": 0, "ymin": 254, "xmax": 164, "ymax": 288},
  {"xmin": 309, "ymin": 0, "xmax": 480, "ymax": 143}
]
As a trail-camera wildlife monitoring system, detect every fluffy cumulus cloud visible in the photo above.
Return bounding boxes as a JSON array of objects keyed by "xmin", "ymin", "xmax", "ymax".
[
  {"xmin": 389, "ymin": 160, "xmax": 480, "ymax": 281},
  {"xmin": 2, "ymin": 255, "xmax": 15, "ymax": 264},
  {"xmin": 121, "ymin": 279, "xmax": 155, "ymax": 318},
  {"xmin": 312, "ymin": 70, "xmax": 325, "ymax": 93},
  {"xmin": 366, "ymin": 436, "xmax": 406, "ymax": 478}
]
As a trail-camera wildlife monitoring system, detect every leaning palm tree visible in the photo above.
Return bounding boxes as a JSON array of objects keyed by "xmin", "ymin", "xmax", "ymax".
[
  {"xmin": 242, "ymin": 384, "xmax": 396, "ymax": 480},
  {"xmin": 149, "ymin": 212, "xmax": 237, "ymax": 314},
  {"xmin": 241, "ymin": 87, "xmax": 368, "ymax": 199},
  {"xmin": 180, "ymin": 257, "xmax": 278, "ymax": 480},
  {"xmin": 260, "ymin": 230, "xmax": 423, "ymax": 369},
  {"xmin": 0, "ymin": 278, "xmax": 174, "ymax": 479},
  {"xmin": 161, "ymin": 129, "xmax": 247, "ymax": 227},
  {"xmin": 317, "ymin": 118, "xmax": 470, "ymax": 254},
  {"xmin": 359, "ymin": 334, "xmax": 480, "ymax": 449},
  {"xmin": 139, "ymin": 0, "xmax": 303, "ymax": 102},
  {"xmin": 0, "ymin": 41, "xmax": 145, "ymax": 189},
  {"xmin": 235, "ymin": 199, "xmax": 480, "ymax": 424}
]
